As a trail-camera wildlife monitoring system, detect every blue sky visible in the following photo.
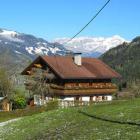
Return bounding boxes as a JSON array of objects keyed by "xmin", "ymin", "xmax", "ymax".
[{"xmin": 0, "ymin": 0, "xmax": 140, "ymax": 41}]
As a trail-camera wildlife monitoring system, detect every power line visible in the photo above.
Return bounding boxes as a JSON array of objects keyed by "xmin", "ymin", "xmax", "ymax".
[
  {"xmin": 53, "ymin": 0, "xmax": 111, "ymax": 67},
  {"xmin": 61, "ymin": 0, "xmax": 111, "ymax": 45}
]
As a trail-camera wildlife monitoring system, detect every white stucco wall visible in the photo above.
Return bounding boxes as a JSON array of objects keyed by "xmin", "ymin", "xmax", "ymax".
[
  {"xmin": 45, "ymin": 97, "xmax": 49, "ymax": 101},
  {"xmin": 82, "ymin": 97, "xmax": 90, "ymax": 101},
  {"xmin": 93, "ymin": 96, "xmax": 96, "ymax": 101},
  {"xmin": 106, "ymin": 95, "xmax": 112, "ymax": 101},
  {"xmin": 45, "ymin": 95, "xmax": 113, "ymax": 103},
  {"xmin": 63, "ymin": 97, "xmax": 75, "ymax": 101}
]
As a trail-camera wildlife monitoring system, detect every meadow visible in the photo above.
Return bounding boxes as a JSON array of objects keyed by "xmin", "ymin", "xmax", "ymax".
[{"xmin": 0, "ymin": 99, "xmax": 140, "ymax": 140}]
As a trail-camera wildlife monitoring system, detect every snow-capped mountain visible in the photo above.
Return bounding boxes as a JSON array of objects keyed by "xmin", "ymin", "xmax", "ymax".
[
  {"xmin": 0, "ymin": 28, "xmax": 67, "ymax": 59},
  {"xmin": 54, "ymin": 35, "xmax": 128, "ymax": 57},
  {"xmin": 0, "ymin": 28, "xmax": 70, "ymax": 75},
  {"xmin": 0, "ymin": 28, "xmax": 128, "ymax": 59},
  {"xmin": 0, "ymin": 28, "xmax": 128, "ymax": 72}
]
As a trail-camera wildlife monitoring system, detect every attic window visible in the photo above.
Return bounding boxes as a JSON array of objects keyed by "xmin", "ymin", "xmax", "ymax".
[{"xmin": 34, "ymin": 64, "xmax": 42, "ymax": 68}]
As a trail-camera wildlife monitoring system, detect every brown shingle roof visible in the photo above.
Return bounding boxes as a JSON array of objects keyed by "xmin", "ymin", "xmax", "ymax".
[{"xmin": 41, "ymin": 56, "xmax": 121, "ymax": 79}]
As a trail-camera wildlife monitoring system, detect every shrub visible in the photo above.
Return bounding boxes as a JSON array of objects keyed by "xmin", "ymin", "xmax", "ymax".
[
  {"xmin": 12, "ymin": 96, "xmax": 26, "ymax": 109},
  {"xmin": 11, "ymin": 88, "xmax": 28, "ymax": 109}
]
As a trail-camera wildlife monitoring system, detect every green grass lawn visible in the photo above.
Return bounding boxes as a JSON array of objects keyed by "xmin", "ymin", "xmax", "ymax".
[
  {"xmin": 0, "ymin": 99, "xmax": 140, "ymax": 140},
  {"xmin": 0, "ymin": 106, "xmax": 46, "ymax": 123}
]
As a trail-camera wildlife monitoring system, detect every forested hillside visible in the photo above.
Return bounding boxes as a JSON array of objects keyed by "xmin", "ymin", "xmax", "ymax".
[{"xmin": 101, "ymin": 36, "xmax": 140, "ymax": 85}]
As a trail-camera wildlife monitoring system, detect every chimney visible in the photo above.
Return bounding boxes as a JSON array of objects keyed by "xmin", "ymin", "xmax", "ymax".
[{"xmin": 73, "ymin": 53, "xmax": 82, "ymax": 66}]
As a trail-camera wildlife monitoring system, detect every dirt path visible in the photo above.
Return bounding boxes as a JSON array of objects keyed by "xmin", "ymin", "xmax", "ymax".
[{"xmin": 0, "ymin": 118, "xmax": 21, "ymax": 127}]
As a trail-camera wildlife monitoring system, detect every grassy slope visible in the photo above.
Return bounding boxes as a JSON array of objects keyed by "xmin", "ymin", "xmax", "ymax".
[
  {"xmin": 0, "ymin": 107, "xmax": 47, "ymax": 123},
  {"xmin": 1, "ymin": 99, "xmax": 140, "ymax": 140}
]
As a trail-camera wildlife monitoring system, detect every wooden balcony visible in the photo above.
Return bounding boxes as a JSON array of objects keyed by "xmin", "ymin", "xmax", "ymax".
[
  {"xmin": 50, "ymin": 83, "xmax": 118, "ymax": 96},
  {"xmin": 51, "ymin": 82, "xmax": 117, "ymax": 89},
  {"xmin": 24, "ymin": 81, "xmax": 118, "ymax": 96}
]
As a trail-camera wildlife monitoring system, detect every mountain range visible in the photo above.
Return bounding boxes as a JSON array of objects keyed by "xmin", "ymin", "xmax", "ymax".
[
  {"xmin": 0, "ymin": 28, "xmax": 69, "ymax": 74},
  {"xmin": 55, "ymin": 35, "xmax": 127, "ymax": 57},
  {"xmin": 0, "ymin": 28, "xmax": 128, "ymax": 61},
  {"xmin": 0, "ymin": 29, "xmax": 67, "ymax": 59},
  {"xmin": 0, "ymin": 28, "xmax": 132, "ymax": 77},
  {"xmin": 0, "ymin": 28, "xmax": 139, "ymax": 90}
]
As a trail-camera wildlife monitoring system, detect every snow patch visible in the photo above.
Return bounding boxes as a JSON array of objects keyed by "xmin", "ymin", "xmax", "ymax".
[
  {"xmin": 34, "ymin": 46, "xmax": 49, "ymax": 54},
  {"xmin": 0, "ymin": 29, "xmax": 23, "ymax": 42},
  {"xmin": 0, "ymin": 29, "xmax": 18, "ymax": 36},
  {"xmin": 26, "ymin": 47, "xmax": 34, "ymax": 54},
  {"xmin": 49, "ymin": 47, "xmax": 60, "ymax": 53},
  {"xmin": 15, "ymin": 50, "xmax": 22, "ymax": 54}
]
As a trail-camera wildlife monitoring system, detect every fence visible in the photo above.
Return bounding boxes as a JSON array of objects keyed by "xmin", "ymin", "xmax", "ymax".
[{"xmin": 58, "ymin": 100, "xmax": 94, "ymax": 108}]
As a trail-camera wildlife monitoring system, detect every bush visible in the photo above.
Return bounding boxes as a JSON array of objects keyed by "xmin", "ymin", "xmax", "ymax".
[
  {"xmin": 12, "ymin": 96, "xmax": 26, "ymax": 109},
  {"xmin": 11, "ymin": 88, "xmax": 28, "ymax": 109}
]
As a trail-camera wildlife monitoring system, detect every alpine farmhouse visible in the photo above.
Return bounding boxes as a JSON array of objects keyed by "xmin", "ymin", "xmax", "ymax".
[{"xmin": 21, "ymin": 53, "xmax": 121, "ymax": 104}]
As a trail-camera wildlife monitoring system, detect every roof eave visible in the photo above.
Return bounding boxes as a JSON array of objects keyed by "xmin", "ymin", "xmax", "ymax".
[{"xmin": 61, "ymin": 76, "xmax": 121, "ymax": 80}]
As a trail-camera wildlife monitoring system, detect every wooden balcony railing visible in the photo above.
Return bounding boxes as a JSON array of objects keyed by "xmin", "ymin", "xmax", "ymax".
[{"xmin": 50, "ymin": 83, "xmax": 117, "ymax": 90}]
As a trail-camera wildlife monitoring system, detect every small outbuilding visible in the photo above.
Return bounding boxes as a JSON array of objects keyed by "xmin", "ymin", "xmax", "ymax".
[{"xmin": 0, "ymin": 97, "xmax": 11, "ymax": 111}]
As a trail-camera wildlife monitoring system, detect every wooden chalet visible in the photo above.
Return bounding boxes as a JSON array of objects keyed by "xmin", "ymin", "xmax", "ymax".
[{"xmin": 21, "ymin": 53, "xmax": 121, "ymax": 103}]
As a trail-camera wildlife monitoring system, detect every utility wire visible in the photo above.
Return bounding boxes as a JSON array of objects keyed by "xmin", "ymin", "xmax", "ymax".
[
  {"xmin": 53, "ymin": 0, "xmax": 111, "ymax": 67},
  {"xmin": 61, "ymin": 0, "xmax": 111, "ymax": 45}
]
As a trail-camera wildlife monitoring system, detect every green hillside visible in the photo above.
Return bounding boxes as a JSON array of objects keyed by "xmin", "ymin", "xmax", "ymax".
[
  {"xmin": 0, "ymin": 47, "xmax": 31, "ymax": 75},
  {"xmin": 0, "ymin": 99, "xmax": 140, "ymax": 140},
  {"xmin": 100, "ymin": 37, "xmax": 140, "ymax": 84}
]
